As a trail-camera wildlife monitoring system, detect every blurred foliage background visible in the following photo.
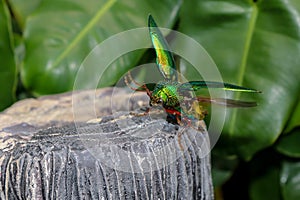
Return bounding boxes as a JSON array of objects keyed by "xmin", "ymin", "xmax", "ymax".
[{"xmin": 1, "ymin": 0, "xmax": 300, "ymax": 199}]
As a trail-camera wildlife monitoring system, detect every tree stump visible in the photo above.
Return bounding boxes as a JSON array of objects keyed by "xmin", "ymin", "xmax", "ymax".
[{"xmin": 0, "ymin": 88, "xmax": 214, "ymax": 199}]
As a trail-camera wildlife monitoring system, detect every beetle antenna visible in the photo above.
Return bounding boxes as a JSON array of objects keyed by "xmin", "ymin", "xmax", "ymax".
[
  {"xmin": 124, "ymin": 71, "xmax": 152, "ymax": 97},
  {"xmin": 124, "ymin": 72, "xmax": 139, "ymax": 91}
]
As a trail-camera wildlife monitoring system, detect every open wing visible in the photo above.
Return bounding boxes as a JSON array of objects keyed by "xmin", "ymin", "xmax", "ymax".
[
  {"xmin": 195, "ymin": 97, "xmax": 257, "ymax": 107},
  {"xmin": 179, "ymin": 81, "xmax": 260, "ymax": 108},
  {"xmin": 178, "ymin": 81, "xmax": 261, "ymax": 93},
  {"xmin": 148, "ymin": 15, "xmax": 177, "ymax": 81}
]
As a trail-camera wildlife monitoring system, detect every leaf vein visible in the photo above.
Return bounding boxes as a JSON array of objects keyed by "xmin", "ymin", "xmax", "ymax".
[
  {"xmin": 51, "ymin": 0, "xmax": 117, "ymax": 69},
  {"xmin": 229, "ymin": 3, "xmax": 258, "ymax": 135}
]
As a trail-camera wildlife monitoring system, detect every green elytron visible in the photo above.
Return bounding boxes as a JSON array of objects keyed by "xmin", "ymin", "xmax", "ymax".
[{"xmin": 126, "ymin": 15, "xmax": 260, "ymax": 126}]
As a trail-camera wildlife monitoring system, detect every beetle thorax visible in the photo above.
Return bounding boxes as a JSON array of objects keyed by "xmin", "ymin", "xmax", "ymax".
[{"xmin": 150, "ymin": 82, "xmax": 181, "ymax": 107}]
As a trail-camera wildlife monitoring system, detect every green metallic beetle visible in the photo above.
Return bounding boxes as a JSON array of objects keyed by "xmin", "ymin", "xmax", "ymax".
[{"xmin": 126, "ymin": 15, "xmax": 260, "ymax": 126}]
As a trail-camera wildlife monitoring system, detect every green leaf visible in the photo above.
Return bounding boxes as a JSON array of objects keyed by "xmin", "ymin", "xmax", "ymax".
[
  {"xmin": 280, "ymin": 161, "xmax": 300, "ymax": 200},
  {"xmin": 249, "ymin": 149, "xmax": 281, "ymax": 200},
  {"xmin": 249, "ymin": 165, "xmax": 281, "ymax": 200},
  {"xmin": 13, "ymin": 33, "xmax": 25, "ymax": 69},
  {"xmin": 0, "ymin": 0, "xmax": 17, "ymax": 110},
  {"xmin": 284, "ymin": 99, "xmax": 300, "ymax": 133},
  {"xmin": 8, "ymin": 0, "xmax": 42, "ymax": 29},
  {"xmin": 179, "ymin": 0, "xmax": 300, "ymax": 159},
  {"xmin": 21, "ymin": 0, "xmax": 182, "ymax": 96},
  {"xmin": 211, "ymin": 150, "xmax": 238, "ymax": 187},
  {"xmin": 276, "ymin": 129, "xmax": 300, "ymax": 158}
]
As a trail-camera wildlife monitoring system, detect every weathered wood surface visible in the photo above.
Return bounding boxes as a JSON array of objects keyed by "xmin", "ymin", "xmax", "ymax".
[{"xmin": 0, "ymin": 88, "xmax": 214, "ymax": 199}]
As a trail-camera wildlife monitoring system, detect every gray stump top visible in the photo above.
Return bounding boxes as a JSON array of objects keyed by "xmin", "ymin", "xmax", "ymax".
[{"xmin": 0, "ymin": 88, "xmax": 214, "ymax": 199}]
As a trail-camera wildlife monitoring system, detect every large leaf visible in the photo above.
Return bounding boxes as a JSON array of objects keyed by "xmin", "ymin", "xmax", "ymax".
[
  {"xmin": 0, "ymin": 0, "xmax": 17, "ymax": 110},
  {"xmin": 284, "ymin": 99, "xmax": 300, "ymax": 133},
  {"xmin": 276, "ymin": 129, "xmax": 300, "ymax": 158},
  {"xmin": 211, "ymin": 152, "xmax": 238, "ymax": 187},
  {"xmin": 21, "ymin": 0, "xmax": 182, "ymax": 96},
  {"xmin": 250, "ymin": 166, "xmax": 281, "ymax": 200},
  {"xmin": 249, "ymin": 150, "xmax": 281, "ymax": 200},
  {"xmin": 280, "ymin": 161, "xmax": 300, "ymax": 200},
  {"xmin": 179, "ymin": 0, "xmax": 300, "ymax": 159},
  {"xmin": 8, "ymin": 0, "xmax": 42, "ymax": 30}
]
